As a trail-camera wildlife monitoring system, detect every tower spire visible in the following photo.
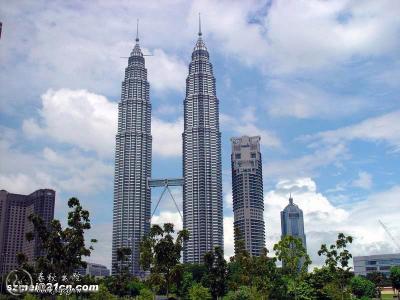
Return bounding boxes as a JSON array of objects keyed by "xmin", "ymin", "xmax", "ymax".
[
  {"xmin": 198, "ymin": 13, "xmax": 202, "ymax": 37},
  {"xmin": 136, "ymin": 19, "xmax": 139, "ymax": 43}
]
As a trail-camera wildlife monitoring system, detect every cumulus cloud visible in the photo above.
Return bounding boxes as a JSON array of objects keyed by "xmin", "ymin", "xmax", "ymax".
[
  {"xmin": 22, "ymin": 89, "xmax": 183, "ymax": 158},
  {"xmin": 146, "ymin": 48, "xmax": 187, "ymax": 92},
  {"xmin": 261, "ymin": 178, "xmax": 400, "ymax": 267},
  {"xmin": 221, "ymin": 107, "xmax": 281, "ymax": 148},
  {"xmin": 23, "ymin": 89, "xmax": 117, "ymax": 157},
  {"xmin": 151, "ymin": 211, "xmax": 183, "ymax": 231},
  {"xmin": 263, "ymin": 143, "xmax": 349, "ymax": 181},
  {"xmin": 266, "ymin": 80, "xmax": 367, "ymax": 119},
  {"xmin": 190, "ymin": 0, "xmax": 400, "ymax": 73},
  {"xmin": 352, "ymin": 171, "xmax": 373, "ymax": 189},
  {"xmin": 152, "ymin": 118, "xmax": 183, "ymax": 157},
  {"xmin": 305, "ymin": 110, "xmax": 400, "ymax": 152}
]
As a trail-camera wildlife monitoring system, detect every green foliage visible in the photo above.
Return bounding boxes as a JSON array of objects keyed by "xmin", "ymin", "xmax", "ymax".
[
  {"xmin": 22, "ymin": 197, "xmax": 96, "ymax": 278},
  {"xmin": 322, "ymin": 282, "xmax": 352, "ymax": 300},
  {"xmin": 176, "ymin": 271, "xmax": 193, "ymax": 299},
  {"xmin": 23, "ymin": 294, "xmax": 39, "ymax": 300},
  {"xmin": 140, "ymin": 223, "xmax": 189, "ymax": 297},
  {"xmin": 350, "ymin": 276, "xmax": 376, "ymax": 298},
  {"xmin": 273, "ymin": 235, "xmax": 311, "ymax": 277},
  {"xmin": 189, "ymin": 283, "xmax": 212, "ymax": 300},
  {"xmin": 138, "ymin": 287, "xmax": 154, "ymax": 300},
  {"xmin": 318, "ymin": 233, "xmax": 354, "ymax": 300},
  {"xmin": 115, "ymin": 247, "xmax": 132, "ymax": 275},
  {"xmin": 202, "ymin": 246, "xmax": 228, "ymax": 298},
  {"xmin": 224, "ymin": 285, "xmax": 262, "ymax": 300},
  {"xmin": 390, "ymin": 266, "xmax": 400, "ymax": 297},
  {"xmin": 89, "ymin": 283, "xmax": 117, "ymax": 300},
  {"xmin": 306, "ymin": 267, "xmax": 335, "ymax": 299}
]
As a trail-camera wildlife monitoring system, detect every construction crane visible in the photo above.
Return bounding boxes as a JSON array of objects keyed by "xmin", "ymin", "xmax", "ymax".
[{"xmin": 379, "ymin": 220, "xmax": 400, "ymax": 251}]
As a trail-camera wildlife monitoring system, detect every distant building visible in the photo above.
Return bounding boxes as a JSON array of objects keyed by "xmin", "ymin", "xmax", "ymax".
[
  {"xmin": 231, "ymin": 136, "xmax": 265, "ymax": 256},
  {"xmin": 354, "ymin": 253, "xmax": 400, "ymax": 277},
  {"xmin": 0, "ymin": 189, "xmax": 55, "ymax": 275},
  {"xmin": 76, "ymin": 262, "xmax": 110, "ymax": 277},
  {"xmin": 281, "ymin": 195, "xmax": 307, "ymax": 250}
]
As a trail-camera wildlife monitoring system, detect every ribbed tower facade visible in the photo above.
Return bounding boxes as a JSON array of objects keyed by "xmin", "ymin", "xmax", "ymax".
[
  {"xmin": 231, "ymin": 136, "xmax": 265, "ymax": 256},
  {"xmin": 281, "ymin": 196, "xmax": 307, "ymax": 249},
  {"xmin": 182, "ymin": 25, "xmax": 223, "ymax": 263},
  {"xmin": 112, "ymin": 32, "xmax": 151, "ymax": 276}
]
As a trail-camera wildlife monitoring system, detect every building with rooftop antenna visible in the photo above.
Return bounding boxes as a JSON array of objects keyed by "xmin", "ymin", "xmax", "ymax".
[
  {"xmin": 280, "ymin": 195, "xmax": 307, "ymax": 250},
  {"xmin": 182, "ymin": 16, "xmax": 223, "ymax": 263},
  {"xmin": 111, "ymin": 20, "xmax": 152, "ymax": 276}
]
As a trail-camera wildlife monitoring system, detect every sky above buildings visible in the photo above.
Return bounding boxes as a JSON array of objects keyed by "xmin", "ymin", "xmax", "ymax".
[{"xmin": 1, "ymin": 0, "xmax": 400, "ymax": 269}]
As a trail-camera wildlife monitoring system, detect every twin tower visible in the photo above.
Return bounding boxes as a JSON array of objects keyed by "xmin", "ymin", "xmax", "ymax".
[{"xmin": 111, "ymin": 23, "xmax": 223, "ymax": 275}]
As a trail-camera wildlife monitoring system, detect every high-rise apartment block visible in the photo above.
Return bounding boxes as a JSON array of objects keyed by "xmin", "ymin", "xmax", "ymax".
[
  {"xmin": 0, "ymin": 189, "xmax": 55, "ymax": 275},
  {"xmin": 231, "ymin": 136, "xmax": 265, "ymax": 256},
  {"xmin": 112, "ymin": 30, "xmax": 152, "ymax": 276},
  {"xmin": 182, "ymin": 24, "xmax": 223, "ymax": 263}
]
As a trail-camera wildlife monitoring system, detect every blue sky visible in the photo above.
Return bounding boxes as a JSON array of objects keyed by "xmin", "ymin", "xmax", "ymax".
[{"xmin": 1, "ymin": 0, "xmax": 400, "ymax": 268}]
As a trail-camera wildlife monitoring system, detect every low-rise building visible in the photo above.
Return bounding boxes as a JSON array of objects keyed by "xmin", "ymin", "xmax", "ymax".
[
  {"xmin": 76, "ymin": 262, "xmax": 110, "ymax": 277},
  {"xmin": 353, "ymin": 253, "xmax": 400, "ymax": 277}
]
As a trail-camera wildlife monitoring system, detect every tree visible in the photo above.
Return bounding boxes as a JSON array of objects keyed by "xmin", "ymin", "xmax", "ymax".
[
  {"xmin": 224, "ymin": 286, "xmax": 262, "ymax": 300},
  {"xmin": 318, "ymin": 233, "xmax": 353, "ymax": 300},
  {"xmin": 138, "ymin": 287, "xmax": 154, "ymax": 300},
  {"xmin": 22, "ymin": 197, "xmax": 96, "ymax": 279},
  {"xmin": 306, "ymin": 267, "xmax": 335, "ymax": 300},
  {"xmin": 188, "ymin": 283, "xmax": 212, "ymax": 300},
  {"xmin": 349, "ymin": 276, "xmax": 375, "ymax": 298},
  {"xmin": 89, "ymin": 284, "xmax": 117, "ymax": 300},
  {"xmin": 274, "ymin": 235, "xmax": 311, "ymax": 277},
  {"xmin": 140, "ymin": 223, "xmax": 189, "ymax": 297},
  {"xmin": 274, "ymin": 235, "xmax": 311, "ymax": 299},
  {"xmin": 390, "ymin": 266, "xmax": 400, "ymax": 298},
  {"xmin": 116, "ymin": 247, "xmax": 132, "ymax": 275},
  {"xmin": 202, "ymin": 246, "xmax": 228, "ymax": 299},
  {"xmin": 366, "ymin": 271, "xmax": 384, "ymax": 297}
]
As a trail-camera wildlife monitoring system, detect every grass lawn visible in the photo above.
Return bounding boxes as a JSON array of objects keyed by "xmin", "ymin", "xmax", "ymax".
[{"xmin": 381, "ymin": 290, "xmax": 398, "ymax": 299}]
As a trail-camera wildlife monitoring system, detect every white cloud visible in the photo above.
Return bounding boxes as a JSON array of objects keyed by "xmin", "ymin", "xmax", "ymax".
[
  {"xmin": 152, "ymin": 118, "xmax": 183, "ymax": 157},
  {"xmin": 23, "ymin": 89, "xmax": 183, "ymax": 158},
  {"xmin": 151, "ymin": 211, "xmax": 183, "ymax": 231},
  {"xmin": 146, "ymin": 48, "xmax": 187, "ymax": 92},
  {"xmin": 266, "ymin": 80, "xmax": 367, "ymax": 119},
  {"xmin": 224, "ymin": 216, "xmax": 235, "ymax": 260},
  {"xmin": 86, "ymin": 223, "xmax": 113, "ymax": 270},
  {"xmin": 190, "ymin": 0, "xmax": 400, "ymax": 74},
  {"xmin": 23, "ymin": 89, "xmax": 117, "ymax": 157},
  {"xmin": 263, "ymin": 143, "xmax": 349, "ymax": 181},
  {"xmin": 264, "ymin": 178, "xmax": 400, "ymax": 267},
  {"xmin": 306, "ymin": 110, "xmax": 400, "ymax": 152},
  {"xmin": 352, "ymin": 171, "xmax": 373, "ymax": 189},
  {"xmin": 221, "ymin": 107, "xmax": 281, "ymax": 148}
]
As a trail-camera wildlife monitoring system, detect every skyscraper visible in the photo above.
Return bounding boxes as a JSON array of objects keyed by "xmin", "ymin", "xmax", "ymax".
[
  {"xmin": 182, "ymin": 20, "xmax": 223, "ymax": 263},
  {"xmin": 112, "ymin": 27, "xmax": 152, "ymax": 276},
  {"xmin": 0, "ymin": 189, "xmax": 55, "ymax": 275},
  {"xmin": 231, "ymin": 136, "xmax": 265, "ymax": 256},
  {"xmin": 280, "ymin": 195, "xmax": 307, "ymax": 250}
]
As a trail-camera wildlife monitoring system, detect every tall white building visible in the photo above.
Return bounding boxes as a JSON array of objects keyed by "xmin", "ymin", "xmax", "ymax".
[
  {"xmin": 182, "ymin": 22, "xmax": 223, "ymax": 263},
  {"xmin": 231, "ymin": 136, "xmax": 265, "ymax": 256},
  {"xmin": 111, "ymin": 30, "xmax": 152, "ymax": 276}
]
